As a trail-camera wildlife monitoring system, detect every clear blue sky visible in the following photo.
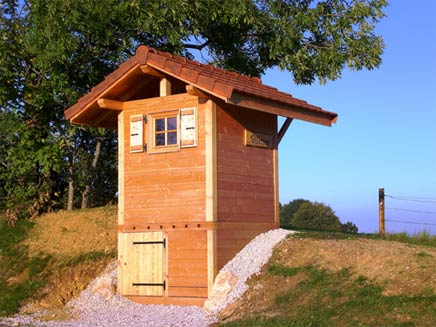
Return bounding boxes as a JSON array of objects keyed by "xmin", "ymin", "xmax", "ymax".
[{"xmin": 262, "ymin": 1, "xmax": 436, "ymax": 234}]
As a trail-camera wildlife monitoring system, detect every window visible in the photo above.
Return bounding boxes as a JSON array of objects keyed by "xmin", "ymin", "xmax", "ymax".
[
  {"xmin": 147, "ymin": 110, "xmax": 180, "ymax": 153},
  {"xmin": 155, "ymin": 116, "xmax": 178, "ymax": 146}
]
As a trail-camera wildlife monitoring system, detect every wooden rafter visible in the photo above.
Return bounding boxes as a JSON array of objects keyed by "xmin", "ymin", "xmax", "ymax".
[
  {"xmin": 140, "ymin": 64, "xmax": 164, "ymax": 77},
  {"xmin": 228, "ymin": 92, "xmax": 336, "ymax": 127},
  {"xmin": 97, "ymin": 98, "xmax": 125, "ymax": 110},
  {"xmin": 277, "ymin": 117, "xmax": 293, "ymax": 144},
  {"xmin": 186, "ymin": 85, "xmax": 209, "ymax": 98}
]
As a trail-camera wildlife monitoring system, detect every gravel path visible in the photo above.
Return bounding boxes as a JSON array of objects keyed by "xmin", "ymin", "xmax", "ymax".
[{"xmin": 0, "ymin": 229, "xmax": 292, "ymax": 327}]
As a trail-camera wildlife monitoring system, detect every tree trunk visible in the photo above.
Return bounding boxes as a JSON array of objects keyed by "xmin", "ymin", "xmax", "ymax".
[
  {"xmin": 67, "ymin": 174, "xmax": 74, "ymax": 210},
  {"xmin": 81, "ymin": 138, "xmax": 102, "ymax": 209}
]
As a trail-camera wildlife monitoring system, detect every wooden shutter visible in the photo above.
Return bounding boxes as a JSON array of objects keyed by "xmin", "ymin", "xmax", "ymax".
[
  {"xmin": 130, "ymin": 114, "xmax": 144, "ymax": 153},
  {"xmin": 180, "ymin": 107, "xmax": 197, "ymax": 148},
  {"xmin": 119, "ymin": 232, "xmax": 166, "ymax": 296}
]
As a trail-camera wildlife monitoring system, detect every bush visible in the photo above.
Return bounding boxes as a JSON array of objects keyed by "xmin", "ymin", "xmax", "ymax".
[
  {"xmin": 279, "ymin": 199, "xmax": 310, "ymax": 228},
  {"xmin": 290, "ymin": 202, "xmax": 342, "ymax": 231},
  {"xmin": 280, "ymin": 199, "xmax": 358, "ymax": 233}
]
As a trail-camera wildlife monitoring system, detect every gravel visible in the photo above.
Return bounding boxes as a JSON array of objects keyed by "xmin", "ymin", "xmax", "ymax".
[
  {"xmin": 0, "ymin": 229, "xmax": 292, "ymax": 327},
  {"xmin": 208, "ymin": 228, "xmax": 293, "ymax": 313}
]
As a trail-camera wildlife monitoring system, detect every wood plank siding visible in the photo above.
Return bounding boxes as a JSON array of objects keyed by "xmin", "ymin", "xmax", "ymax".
[
  {"xmin": 216, "ymin": 105, "xmax": 277, "ymax": 223},
  {"xmin": 215, "ymin": 105, "xmax": 278, "ymax": 269},
  {"xmin": 118, "ymin": 93, "xmax": 209, "ymax": 302},
  {"xmin": 121, "ymin": 94, "xmax": 207, "ymax": 229}
]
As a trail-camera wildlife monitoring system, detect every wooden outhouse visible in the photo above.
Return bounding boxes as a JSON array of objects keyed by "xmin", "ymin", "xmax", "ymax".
[{"xmin": 65, "ymin": 46, "xmax": 337, "ymax": 305}]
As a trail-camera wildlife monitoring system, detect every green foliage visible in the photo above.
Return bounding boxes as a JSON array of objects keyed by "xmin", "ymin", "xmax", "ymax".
[
  {"xmin": 279, "ymin": 198, "xmax": 310, "ymax": 228},
  {"xmin": 220, "ymin": 264, "xmax": 436, "ymax": 327},
  {"xmin": 341, "ymin": 221, "xmax": 359, "ymax": 233},
  {"xmin": 1, "ymin": 0, "xmax": 387, "ymax": 219},
  {"xmin": 280, "ymin": 199, "xmax": 358, "ymax": 233},
  {"xmin": 368, "ymin": 230, "xmax": 436, "ymax": 247},
  {"xmin": 291, "ymin": 201, "xmax": 343, "ymax": 231},
  {"xmin": 0, "ymin": 219, "xmax": 50, "ymax": 316}
]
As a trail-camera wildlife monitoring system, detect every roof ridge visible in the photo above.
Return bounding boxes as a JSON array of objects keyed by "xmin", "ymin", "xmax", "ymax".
[{"xmin": 138, "ymin": 45, "xmax": 263, "ymax": 85}]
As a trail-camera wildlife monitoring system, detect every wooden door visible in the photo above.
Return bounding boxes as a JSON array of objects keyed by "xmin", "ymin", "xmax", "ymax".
[{"xmin": 119, "ymin": 232, "xmax": 166, "ymax": 296}]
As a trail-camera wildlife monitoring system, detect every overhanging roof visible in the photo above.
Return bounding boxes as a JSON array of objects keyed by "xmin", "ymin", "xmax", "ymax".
[{"xmin": 64, "ymin": 45, "xmax": 338, "ymax": 128}]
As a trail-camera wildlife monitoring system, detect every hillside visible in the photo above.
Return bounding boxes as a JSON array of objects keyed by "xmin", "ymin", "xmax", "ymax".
[
  {"xmin": 1, "ymin": 207, "xmax": 436, "ymax": 326},
  {"xmin": 0, "ymin": 206, "xmax": 117, "ymax": 316},
  {"xmin": 218, "ymin": 234, "xmax": 436, "ymax": 326}
]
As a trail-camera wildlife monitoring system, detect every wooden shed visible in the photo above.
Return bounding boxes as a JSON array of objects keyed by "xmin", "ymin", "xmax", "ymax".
[{"xmin": 64, "ymin": 45, "xmax": 337, "ymax": 306}]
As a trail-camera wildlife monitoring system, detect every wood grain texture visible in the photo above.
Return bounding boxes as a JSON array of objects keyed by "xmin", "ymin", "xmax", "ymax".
[
  {"xmin": 167, "ymin": 230, "xmax": 208, "ymax": 289},
  {"xmin": 207, "ymin": 229, "xmax": 217, "ymax": 296},
  {"xmin": 122, "ymin": 94, "xmax": 207, "ymax": 227},
  {"xmin": 205, "ymin": 100, "xmax": 217, "ymax": 223},
  {"xmin": 168, "ymin": 287, "xmax": 208, "ymax": 297},
  {"xmin": 126, "ymin": 295, "xmax": 206, "ymax": 306},
  {"xmin": 118, "ymin": 111, "xmax": 125, "ymax": 226},
  {"xmin": 118, "ymin": 232, "xmax": 165, "ymax": 296},
  {"xmin": 216, "ymin": 104, "xmax": 277, "ymax": 223}
]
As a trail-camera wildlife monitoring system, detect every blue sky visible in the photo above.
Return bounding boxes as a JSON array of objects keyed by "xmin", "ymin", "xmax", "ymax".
[{"xmin": 262, "ymin": 1, "xmax": 436, "ymax": 234}]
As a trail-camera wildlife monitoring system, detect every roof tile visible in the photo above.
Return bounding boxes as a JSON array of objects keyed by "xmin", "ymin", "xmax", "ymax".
[{"xmin": 65, "ymin": 45, "xmax": 337, "ymax": 126}]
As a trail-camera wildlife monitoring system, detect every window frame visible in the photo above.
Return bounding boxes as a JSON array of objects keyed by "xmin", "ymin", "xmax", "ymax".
[{"xmin": 147, "ymin": 110, "xmax": 180, "ymax": 154}]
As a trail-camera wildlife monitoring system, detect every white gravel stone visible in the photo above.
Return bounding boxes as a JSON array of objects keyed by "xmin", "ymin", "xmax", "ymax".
[
  {"xmin": 0, "ymin": 228, "xmax": 292, "ymax": 327},
  {"xmin": 207, "ymin": 228, "xmax": 293, "ymax": 314}
]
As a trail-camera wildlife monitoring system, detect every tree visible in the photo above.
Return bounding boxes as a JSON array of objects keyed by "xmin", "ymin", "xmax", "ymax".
[
  {"xmin": 279, "ymin": 198, "xmax": 310, "ymax": 228},
  {"xmin": 0, "ymin": 0, "xmax": 387, "ymax": 220},
  {"xmin": 290, "ymin": 201, "xmax": 343, "ymax": 231},
  {"xmin": 280, "ymin": 199, "xmax": 358, "ymax": 233}
]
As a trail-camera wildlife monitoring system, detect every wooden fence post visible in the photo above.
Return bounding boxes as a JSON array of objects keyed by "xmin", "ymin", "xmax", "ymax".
[{"xmin": 379, "ymin": 188, "xmax": 385, "ymax": 236}]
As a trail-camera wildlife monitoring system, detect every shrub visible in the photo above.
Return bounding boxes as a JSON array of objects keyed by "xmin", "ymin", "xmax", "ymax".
[
  {"xmin": 290, "ymin": 202, "xmax": 343, "ymax": 231},
  {"xmin": 279, "ymin": 199, "xmax": 310, "ymax": 228}
]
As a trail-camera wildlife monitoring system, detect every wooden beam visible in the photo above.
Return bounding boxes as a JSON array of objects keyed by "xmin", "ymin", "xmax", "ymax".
[
  {"xmin": 228, "ymin": 92, "xmax": 337, "ymax": 127},
  {"xmin": 207, "ymin": 229, "xmax": 217, "ymax": 297},
  {"xmin": 97, "ymin": 98, "xmax": 124, "ymax": 110},
  {"xmin": 160, "ymin": 78, "xmax": 171, "ymax": 97},
  {"xmin": 140, "ymin": 64, "xmax": 164, "ymax": 77},
  {"xmin": 186, "ymin": 85, "xmax": 210, "ymax": 99},
  {"xmin": 277, "ymin": 117, "xmax": 293, "ymax": 144}
]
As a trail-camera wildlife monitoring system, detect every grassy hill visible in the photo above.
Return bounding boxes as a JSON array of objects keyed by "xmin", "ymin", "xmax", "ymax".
[
  {"xmin": 218, "ymin": 233, "xmax": 436, "ymax": 327},
  {"xmin": 1, "ymin": 207, "xmax": 436, "ymax": 326},
  {"xmin": 0, "ymin": 206, "xmax": 117, "ymax": 316}
]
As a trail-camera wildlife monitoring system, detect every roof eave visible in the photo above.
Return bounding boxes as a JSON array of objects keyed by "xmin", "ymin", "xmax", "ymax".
[{"xmin": 228, "ymin": 91, "xmax": 338, "ymax": 127}]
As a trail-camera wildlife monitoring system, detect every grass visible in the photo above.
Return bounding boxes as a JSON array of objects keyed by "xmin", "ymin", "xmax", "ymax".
[
  {"xmin": 0, "ymin": 208, "xmax": 117, "ymax": 317},
  {"xmin": 374, "ymin": 231, "xmax": 436, "ymax": 247},
  {"xmin": 0, "ymin": 219, "xmax": 50, "ymax": 316},
  {"xmin": 288, "ymin": 229, "xmax": 436, "ymax": 248},
  {"xmin": 220, "ymin": 264, "xmax": 436, "ymax": 327}
]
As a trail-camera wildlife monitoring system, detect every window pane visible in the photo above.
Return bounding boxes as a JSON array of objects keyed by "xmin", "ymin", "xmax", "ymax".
[
  {"xmin": 167, "ymin": 117, "xmax": 177, "ymax": 130},
  {"xmin": 155, "ymin": 133, "xmax": 165, "ymax": 146},
  {"xmin": 155, "ymin": 118, "xmax": 165, "ymax": 132},
  {"xmin": 167, "ymin": 132, "xmax": 177, "ymax": 145}
]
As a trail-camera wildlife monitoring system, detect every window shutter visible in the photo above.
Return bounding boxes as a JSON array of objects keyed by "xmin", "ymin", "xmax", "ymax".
[
  {"xmin": 180, "ymin": 107, "xmax": 197, "ymax": 148},
  {"xmin": 130, "ymin": 114, "xmax": 144, "ymax": 153}
]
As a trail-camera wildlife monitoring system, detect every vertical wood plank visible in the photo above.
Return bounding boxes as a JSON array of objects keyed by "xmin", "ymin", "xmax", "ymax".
[
  {"xmin": 205, "ymin": 100, "xmax": 217, "ymax": 222},
  {"xmin": 117, "ymin": 232, "xmax": 124, "ymax": 295},
  {"xmin": 205, "ymin": 100, "xmax": 218, "ymax": 295},
  {"xmin": 207, "ymin": 229, "xmax": 217, "ymax": 296},
  {"xmin": 273, "ymin": 147, "xmax": 279, "ymax": 226},
  {"xmin": 118, "ymin": 111, "xmax": 125, "ymax": 226},
  {"xmin": 160, "ymin": 78, "xmax": 171, "ymax": 97},
  {"xmin": 119, "ymin": 232, "xmax": 165, "ymax": 296}
]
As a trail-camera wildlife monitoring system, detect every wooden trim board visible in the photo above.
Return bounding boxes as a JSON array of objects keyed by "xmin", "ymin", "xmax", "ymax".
[
  {"xmin": 118, "ymin": 110, "xmax": 125, "ymax": 226},
  {"xmin": 126, "ymin": 295, "xmax": 206, "ymax": 306},
  {"xmin": 205, "ymin": 99, "xmax": 217, "ymax": 223}
]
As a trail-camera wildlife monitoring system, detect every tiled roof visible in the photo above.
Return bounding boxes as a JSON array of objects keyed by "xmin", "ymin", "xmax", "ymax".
[
  {"xmin": 141, "ymin": 46, "xmax": 330, "ymax": 114},
  {"xmin": 65, "ymin": 45, "xmax": 337, "ymax": 126}
]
